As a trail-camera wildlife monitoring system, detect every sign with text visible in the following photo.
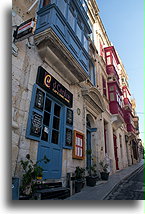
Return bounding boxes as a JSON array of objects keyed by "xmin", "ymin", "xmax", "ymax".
[
  {"xmin": 36, "ymin": 66, "xmax": 73, "ymax": 108},
  {"xmin": 13, "ymin": 18, "xmax": 36, "ymax": 42}
]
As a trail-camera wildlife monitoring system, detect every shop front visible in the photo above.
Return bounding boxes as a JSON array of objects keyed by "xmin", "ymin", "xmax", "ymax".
[{"xmin": 26, "ymin": 66, "xmax": 73, "ymax": 179}]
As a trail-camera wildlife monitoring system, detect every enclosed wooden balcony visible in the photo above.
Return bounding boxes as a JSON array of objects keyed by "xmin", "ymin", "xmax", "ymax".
[{"xmin": 34, "ymin": 0, "xmax": 92, "ymax": 84}]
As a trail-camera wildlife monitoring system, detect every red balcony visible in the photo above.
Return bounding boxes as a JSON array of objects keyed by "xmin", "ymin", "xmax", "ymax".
[
  {"xmin": 110, "ymin": 101, "xmax": 124, "ymax": 119},
  {"xmin": 124, "ymin": 109, "xmax": 136, "ymax": 134},
  {"xmin": 123, "ymin": 98, "xmax": 132, "ymax": 111}
]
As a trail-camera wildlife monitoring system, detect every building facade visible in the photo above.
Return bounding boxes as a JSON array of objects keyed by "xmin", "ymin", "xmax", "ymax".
[{"xmin": 12, "ymin": 0, "xmax": 141, "ymax": 191}]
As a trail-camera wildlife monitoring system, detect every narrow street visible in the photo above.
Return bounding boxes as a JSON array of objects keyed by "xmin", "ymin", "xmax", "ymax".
[{"xmin": 105, "ymin": 166, "xmax": 144, "ymax": 200}]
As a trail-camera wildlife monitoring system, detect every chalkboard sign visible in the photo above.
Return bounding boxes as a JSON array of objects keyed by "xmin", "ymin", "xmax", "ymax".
[
  {"xmin": 65, "ymin": 128, "xmax": 73, "ymax": 146},
  {"xmin": 30, "ymin": 112, "xmax": 42, "ymax": 137},
  {"xmin": 12, "ymin": 177, "xmax": 20, "ymax": 200},
  {"xmin": 35, "ymin": 88, "xmax": 45, "ymax": 110},
  {"xmin": 66, "ymin": 109, "xmax": 73, "ymax": 125}
]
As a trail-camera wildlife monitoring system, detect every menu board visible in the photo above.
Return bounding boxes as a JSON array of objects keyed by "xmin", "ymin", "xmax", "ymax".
[
  {"xmin": 34, "ymin": 89, "xmax": 45, "ymax": 110},
  {"xmin": 30, "ymin": 112, "xmax": 42, "ymax": 137},
  {"xmin": 73, "ymin": 131, "xmax": 85, "ymax": 160},
  {"xmin": 65, "ymin": 128, "xmax": 72, "ymax": 146},
  {"xmin": 66, "ymin": 109, "xmax": 73, "ymax": 125}
]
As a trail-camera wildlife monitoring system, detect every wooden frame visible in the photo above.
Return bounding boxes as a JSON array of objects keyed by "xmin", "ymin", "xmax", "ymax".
[{"xmin": 72, "ymin": 130, "xmax": 85, "ymax": 160}]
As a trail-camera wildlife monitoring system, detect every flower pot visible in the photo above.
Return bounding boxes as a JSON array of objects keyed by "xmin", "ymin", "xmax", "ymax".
[
  {"xmin": 100, "ymin": 172, "xmax": 109, "ymax": 180},
  {"xmin": 86, "ymin": 176, "xmax": 97, "ymax": 187},
  {"xmin": 75, "ymin": 180, "xmax": 84, "ymax": 193}
]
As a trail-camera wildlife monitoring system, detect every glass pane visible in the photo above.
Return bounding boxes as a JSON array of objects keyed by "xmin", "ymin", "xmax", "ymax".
[
  {"xmin": 53, "ymin": 117, "xmax": 60, "ymax": 130},
  {"xmin": 54, "ymin": 104, "xmax": 61, "ymax": 117},
  {"xmin": 84, "ymin": 35, "xmax": 88, "ymax": 51},
  {"xmin": 45, "ymin": 98, "xmax": 51, "ymax": 112},
  {"xmin": 58, "ymin": 0, "xmax": 67, "ymax": 17},
  {"xmin": 41, "ymin": 126, "xmax": 49, "ymax": 141},
  {"xmin": 43, "ymin": 111, "xmax": 50, "ymax": 126},
  {"xmin": 52, "ymin": 130, "xmax": 59, "ymax": 144},
  {"xmin": 43, "ymin": 0, "xmax": 50, "ymax": 7},
  {"xmin": 76, "ymin": 23, "xmax": 82, "ymax": 41},
  {"xmin": 68, "ymin": 9, "xmax": 75, "ymax": 31}
]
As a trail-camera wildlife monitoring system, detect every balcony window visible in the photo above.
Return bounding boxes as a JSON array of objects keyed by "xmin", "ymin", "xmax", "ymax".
[
  {"xmin": 82, "ymin": 0, "xmax": 88, "ymax": 12},
  {"xmin": 68, "ymin": 8, "xmax": 75, "ymax": 31},
  {"xmin": 102, "ymin": 77, "xmax": 107, "ymax": 97},
  {"xmin": 76, "ymin": 18, "xmax": 82, "ymax": 41},
  {"xmin": 43, "ymin": 0, "xmax": 51, "ymax": 7},
  {"xmin": 109, "ymin": 86, "xmax": 115, "ymax": 92},
  {"xmin": 110, "ymin": 93, "xmax": 115, "ymax": 101},
  {"xmin": 84, "ymin": 34, "xmax": 88, "ymax": 51},
  {"xmin": 58, "ymin": 0, "xmax": 67, "ymax": 17},
  {"xmin": 89, "ymin": 62, "xmax": 95, "ymax": 85}
]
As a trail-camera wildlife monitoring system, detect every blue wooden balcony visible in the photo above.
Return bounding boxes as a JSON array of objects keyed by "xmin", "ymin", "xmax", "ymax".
[{"xmin": 34, "ymin": 0, "xmax": 93, "ymax": 83}]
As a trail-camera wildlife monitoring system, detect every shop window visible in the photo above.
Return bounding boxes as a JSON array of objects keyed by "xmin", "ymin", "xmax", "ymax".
[
  {"xmin": 43, "ymin": 0, "xmax": 51, "ymax": 7},
  {"xmin": 73, "ymin": 130, "xmax": 85, "ymax": 160},
  {"xmin": 41, "ymin": 126, "xmax": 49, "ymax": 141},
  {"xmin": 52, "ymin": 130, "xmax": 59, "ymax": 144},
  {"xmin": 43, "ymin": 111, "xmax": 50, "ymax": 126},
  {"xmin": 54, "ymin": 104, "xmax": 61, "ymax": 117},
  {"xmin": 45, "ymin": 98, "xmax": 52, "ymax": 112},
  {"xmin": 53, "ymin": 117, "xmax": 60, "ymax": 130}
]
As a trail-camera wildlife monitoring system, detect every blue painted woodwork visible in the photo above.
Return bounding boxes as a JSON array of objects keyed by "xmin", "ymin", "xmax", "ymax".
[
  {"xmin": 26, "ymin": 84, "xmax": 74, "ymax": 179},
  {"xmin": 35, "ymin": 0, "xmax": 93, "ymax": 75},
  {"xmin": 86, "ymin": 129, "xmax": 91, "ymax": 169}
]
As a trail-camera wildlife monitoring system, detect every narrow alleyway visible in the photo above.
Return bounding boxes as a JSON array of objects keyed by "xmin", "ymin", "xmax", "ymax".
[{"xmin": 105, "ymin": 166, "xmax": 144, "ymax": 200}]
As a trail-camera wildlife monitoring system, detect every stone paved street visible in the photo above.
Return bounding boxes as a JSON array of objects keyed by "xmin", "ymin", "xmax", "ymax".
[{"xmin": 105, "ymin": 166, "xmax": 144, "ymax": 200}]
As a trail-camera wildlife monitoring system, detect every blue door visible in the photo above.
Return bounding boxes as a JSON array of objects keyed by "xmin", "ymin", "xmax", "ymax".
[{"xmin": 37, "ymin": 95, "xmax": 64, "ymax": 179}]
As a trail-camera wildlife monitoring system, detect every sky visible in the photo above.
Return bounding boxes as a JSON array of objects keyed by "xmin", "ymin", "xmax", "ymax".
[{"xmin": 96, "ymin": 0, "xmax": 144, "ymax": 142}]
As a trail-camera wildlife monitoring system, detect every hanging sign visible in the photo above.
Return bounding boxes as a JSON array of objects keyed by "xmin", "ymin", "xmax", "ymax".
[
  {"xmin": 13, "ymin": 18, "xmax": 36, "ymax": 42},
  {"xmin": 36, "ymin": 66, "xmax": 73, "ymax": 108}
]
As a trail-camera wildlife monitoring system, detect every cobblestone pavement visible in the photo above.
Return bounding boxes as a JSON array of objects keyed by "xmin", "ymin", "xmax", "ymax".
[{"xmin": 105, "ymin": 167, "xmax": 144, "ymax": 200}]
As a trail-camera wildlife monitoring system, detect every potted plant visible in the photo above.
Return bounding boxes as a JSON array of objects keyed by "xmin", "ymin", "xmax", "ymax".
[
  {"xmin": 99, "ymin": 161, "xmax": 109, "ymax": 180},
  {"xmin": 74, "ymin": 166, "xmax": 85, "ymax": 193},
  {"xmin": 86, "ymin": 150, "xmax": 99, "ymax": 187},
  {"xmin": 20, "ymin": 154, "xmax": 49, "ymax": 198},
  {"xmin": 86, "ymin": 164, "xmax": 99, "ymax": 186}
]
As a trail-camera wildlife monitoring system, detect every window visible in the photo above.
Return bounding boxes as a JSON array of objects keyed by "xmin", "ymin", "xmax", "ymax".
[
  {"xmin": 76, "ymin": 20, "xmax": 82, "ymax": 41},
  {"xmin": 109, "ymin": 86, "xmax": 114, "ymax": 92},
  {"xmin": 89, "ymin": 62, "xmax": 95, "ymax": 85},
  {"xmin": 68, "ymin": 6, "xmax": 75, "ymax": 31},
  {"xmin": 57, "ymin": 0, "xmax": 67, "ymax": 17},
  {"xmin": 110, "ymin": 92, "xmax": 115, "ymax": 101},
  {"xmin": 43, "ymin": 0, "xmax": 51, "ymax": 7},
  {"xmin": 84, "ymin": 34, "xmax": 88, "ymax": 51},
  {"xmin": 102, "ymin": 77, "xmax": 107, "ymax": 97},
  {"xmin": 107, "ymin": 57, "xmax": 111, "ymax": 65},
  {"xmin": 82, "ymin": 0, "xmax": 87, "ymax": 12},
  {"xmin": 73, "ymin": 131, "xmax": 85, "ymax": 160}
]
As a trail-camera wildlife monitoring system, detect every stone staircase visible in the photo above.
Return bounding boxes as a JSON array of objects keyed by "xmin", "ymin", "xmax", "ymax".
[{"xmin": 32, "ymin": 181, "xmax": 70, "ymax": 200}]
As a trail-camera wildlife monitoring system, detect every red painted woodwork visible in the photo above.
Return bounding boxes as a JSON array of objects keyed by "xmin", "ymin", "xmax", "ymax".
[
  {"xmin": 123, "ymin": 109, "xmax": 136, "ymax": 133},
  {"xmin": 113, "ymin": 134, "xmax": 119, "ymax": 170},
  {"xmin": 124, "ymin": 98, "xmax": 132, "ymax": 111}
]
